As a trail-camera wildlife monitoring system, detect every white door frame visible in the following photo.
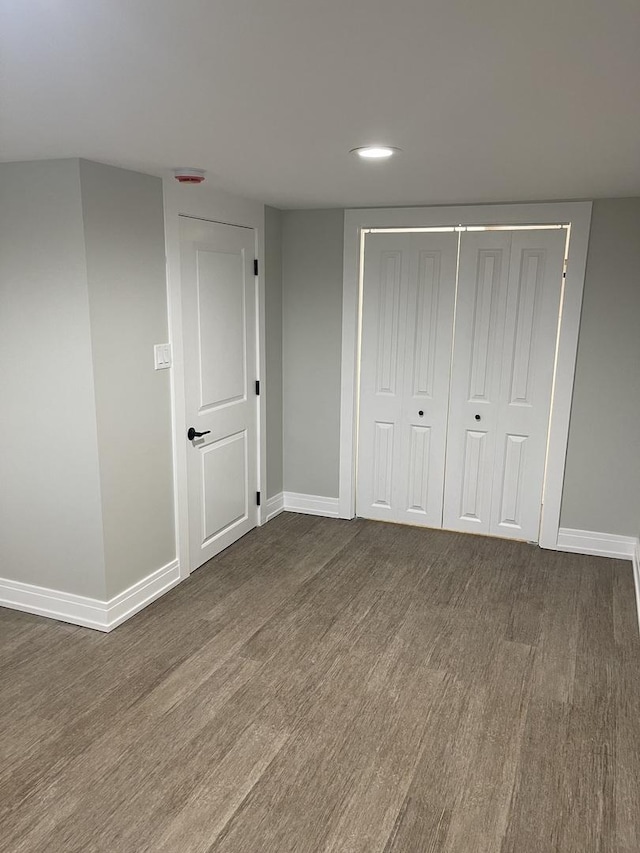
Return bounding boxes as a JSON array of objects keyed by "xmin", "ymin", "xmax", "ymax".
[
  {"xmin": 339, "ymin": 202, "xmax": 592, "ymax": 550},
  {"xmin": 164, "ymin": 179, "xmax": 266, "ymax": 580}
]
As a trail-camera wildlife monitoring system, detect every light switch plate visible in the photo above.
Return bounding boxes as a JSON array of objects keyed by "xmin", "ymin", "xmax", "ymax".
[{"xmin": 154, "ymin": 343, "xmax": 172, "ymax": 370}]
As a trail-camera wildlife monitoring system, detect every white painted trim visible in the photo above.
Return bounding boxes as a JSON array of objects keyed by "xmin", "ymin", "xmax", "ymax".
[
  {"xmin": 283, "ymin": 492, "xmax": 340, "ymax": 517},
  {"xmin": 105, "ymin": 559, "xmax": 181, "ymax": 629},
  {"xmin": 265, "ymin": 492, "xmax": 285, "ymax": 522},
  {"xmin": 632, "ymin": 540, "xmax": 640, "ymax": 635},
  {"xmin": 0, "ymin": 559, "xmax": 181, "ymax": 632},
  {"xmin": 557, "ymin": 528, "xmax": 640, "ymax": 635},
  {"xmin": 163, "ymin": 180, "xmax": 266, "ymax": 576},
  {"xmin": 0, "ymin": 579, "xmax": 109, "ymax": 631},
  {"xmin": 339, "ymin": 202, "xmax": 592, "ymax": 554},
  {"xmin": 556, "ymin": 528, "xmax": 637, "ymax": 560}
]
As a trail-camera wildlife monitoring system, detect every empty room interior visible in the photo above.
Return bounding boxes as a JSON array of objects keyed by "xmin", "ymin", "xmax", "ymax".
[{"xmin": 2, "ymin": 2, "xmax": 640, "ymax": 851}]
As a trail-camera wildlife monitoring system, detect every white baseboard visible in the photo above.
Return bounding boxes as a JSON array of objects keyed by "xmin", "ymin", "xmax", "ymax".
[
  {"xmin": 0, "ymin": 558, "xmax": 181, "ymax": 633},
  {"xmin": 264, "ymin": 492, "xmax": 285, "ymax": 523},
  {"xmin": 633, "ymin": 540, "xmax": 640, "ymax": 635},
  {"xmin": 105, "ymin": 559, "xmax": 181, "ymax": 630},
  {"xmin": 557, "ymin": 527, "xmax": 640, "ymax": 635},
  {"xmin": 0, "ymin": 578, "xmax": 110, "ymax": 632},
  {"xmin": 556, "ymin": 528, "xmax": 638, "ymax": 560},
  {"xmin": 283, "ymin": 492, "xmax": 340, "ymax": 518}
]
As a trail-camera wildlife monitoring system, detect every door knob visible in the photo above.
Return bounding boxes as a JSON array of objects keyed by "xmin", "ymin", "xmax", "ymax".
[
  {"xmin": 475, "ymin": 414, "xmax": 481, "ymax": 421},
  {"xmin": 418, "ymin": 410, "xmax": 424, "ymax": 417},
  {"xmin": 187, "ymin": 427, "xmax": 211, "ymax": 441}
]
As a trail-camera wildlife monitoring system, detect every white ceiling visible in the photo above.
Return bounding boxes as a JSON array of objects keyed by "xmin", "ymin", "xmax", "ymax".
[{"xmin": 1, "ymin": 1, "xmax": 639, "ymax": 208}]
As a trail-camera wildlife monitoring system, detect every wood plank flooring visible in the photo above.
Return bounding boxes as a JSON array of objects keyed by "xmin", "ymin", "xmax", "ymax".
[{"xmin": 1, "ymin": 513, "xmax": 639, "ymax": 852}]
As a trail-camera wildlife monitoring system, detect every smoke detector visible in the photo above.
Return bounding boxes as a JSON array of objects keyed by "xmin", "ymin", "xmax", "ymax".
[{"xmin": 173, "ymin": 168, "xmax": 206, "ymax": 184}]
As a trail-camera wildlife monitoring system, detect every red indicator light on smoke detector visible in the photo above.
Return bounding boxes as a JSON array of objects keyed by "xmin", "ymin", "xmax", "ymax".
[{"xmin": 174, "ymin": 168, "xmax": 205, "ymax": 184}]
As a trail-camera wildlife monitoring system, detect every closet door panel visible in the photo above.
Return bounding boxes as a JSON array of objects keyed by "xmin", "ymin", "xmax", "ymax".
[
  {"xmin": 357, "ymin": 236, "xmax": 410, "ymax": 522},
  {"xmin": 357, "ymin": 232, "xmax": 457, "ymax": 525},
  {"xmin": 489, "ymin": 231, "xmax": 565, "ymax": 540},
  {"xmin": 442, "ymin": 234, "xmax": 511, "ymax": 534},
  {"xmin": 397, "ymin": 237, "xmax": 458, "ymax": 525},
  {"xmin": 444, "ymin": 229, "xmax": 566, "ymax": 541}
]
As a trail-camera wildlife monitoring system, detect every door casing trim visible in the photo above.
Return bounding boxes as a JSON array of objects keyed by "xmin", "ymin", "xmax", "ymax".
[
  {"xmin": 339, "ymin": 202, "xmax": 592, "ymax": 550},
  {"xmin": 164, "ymin": 180, "xmax": 266, "ymax": 579}
]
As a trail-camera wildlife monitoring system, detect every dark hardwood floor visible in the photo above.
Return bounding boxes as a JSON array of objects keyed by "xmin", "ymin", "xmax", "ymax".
[{"xmin": 1, "ymin": 512, "xmax": 639, "ymax": 852}]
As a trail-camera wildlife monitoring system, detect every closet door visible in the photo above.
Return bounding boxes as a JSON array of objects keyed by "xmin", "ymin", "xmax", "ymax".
[
  {"xmin": 357, "ymin": 232, "xmax": 457, "ymax": 526},
  {"xmin": 443, "ymin": 229, "xmax": 566, "ymax": 541}
]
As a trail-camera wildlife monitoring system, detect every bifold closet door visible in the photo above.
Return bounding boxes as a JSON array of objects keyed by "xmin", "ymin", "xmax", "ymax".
[
  {"xmin": 442, "ymin": 229, "xmax": 566, "ymax": 541},
  {"xmin": 357, "ymin": 232, "xmax": 458, "ymax": 525}
]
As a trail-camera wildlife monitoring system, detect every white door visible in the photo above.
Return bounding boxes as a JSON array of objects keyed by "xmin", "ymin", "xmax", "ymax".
[
  {"xmin": 357, "ymin": 232, "xmax": 458, "ymax": 525},
  {"xmin": 180, "ymin": 216, "xmax": 259, "ymax": 571},
  {"xmin": 443, "ymin": 229, "xmax": 566, "ymax": 541}
]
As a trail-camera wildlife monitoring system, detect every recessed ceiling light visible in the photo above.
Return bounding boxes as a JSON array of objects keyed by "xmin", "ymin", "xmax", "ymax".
[{"xmin": 350, "ymin": 146, "xmax": 399, "ymax": 160}]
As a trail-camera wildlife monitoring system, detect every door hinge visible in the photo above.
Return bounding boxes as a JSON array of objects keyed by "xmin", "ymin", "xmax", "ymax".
[
  {"xmin": 255, "ymin": 380, "xmax": 260, "ymax": 396},
  {"xmin": 256, "ymin": 491, "xmax": 261, "ymax": 507},
  {"xmin": 254, "ymin": 258, "xmax": 259, "ymax": 276}
]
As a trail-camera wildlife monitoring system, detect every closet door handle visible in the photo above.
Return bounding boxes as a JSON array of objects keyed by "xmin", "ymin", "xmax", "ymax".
[{"xmin": 475, "ymin": 414, "xmax": 481, "ymax": 421}]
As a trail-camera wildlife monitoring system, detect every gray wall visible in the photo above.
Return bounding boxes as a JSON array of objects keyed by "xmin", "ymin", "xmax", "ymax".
[
  {"xmin": 0, "ymin": 158, "xmax": 177, "ymax": 602},
  {"xmin": 264, "ymin": 206, "xmax": 284, "ymax": 498},
  {"xmin": 560, "ymin": 198, "xmax": 640, "ymax": 537},
  {"xmin": 0, "ymin": 160, "xmax": 107, "ymax": 598},
  {"xmin": 281, "ymin": 200, "xmax": 640, "ymax": 539},
  {"xmin": 80, "ymin": 161, "xmax": 175, "ymax": 598},
  {"xmin": 282, "ymin": 209, "xmax": 344, "ymax": 497}
]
